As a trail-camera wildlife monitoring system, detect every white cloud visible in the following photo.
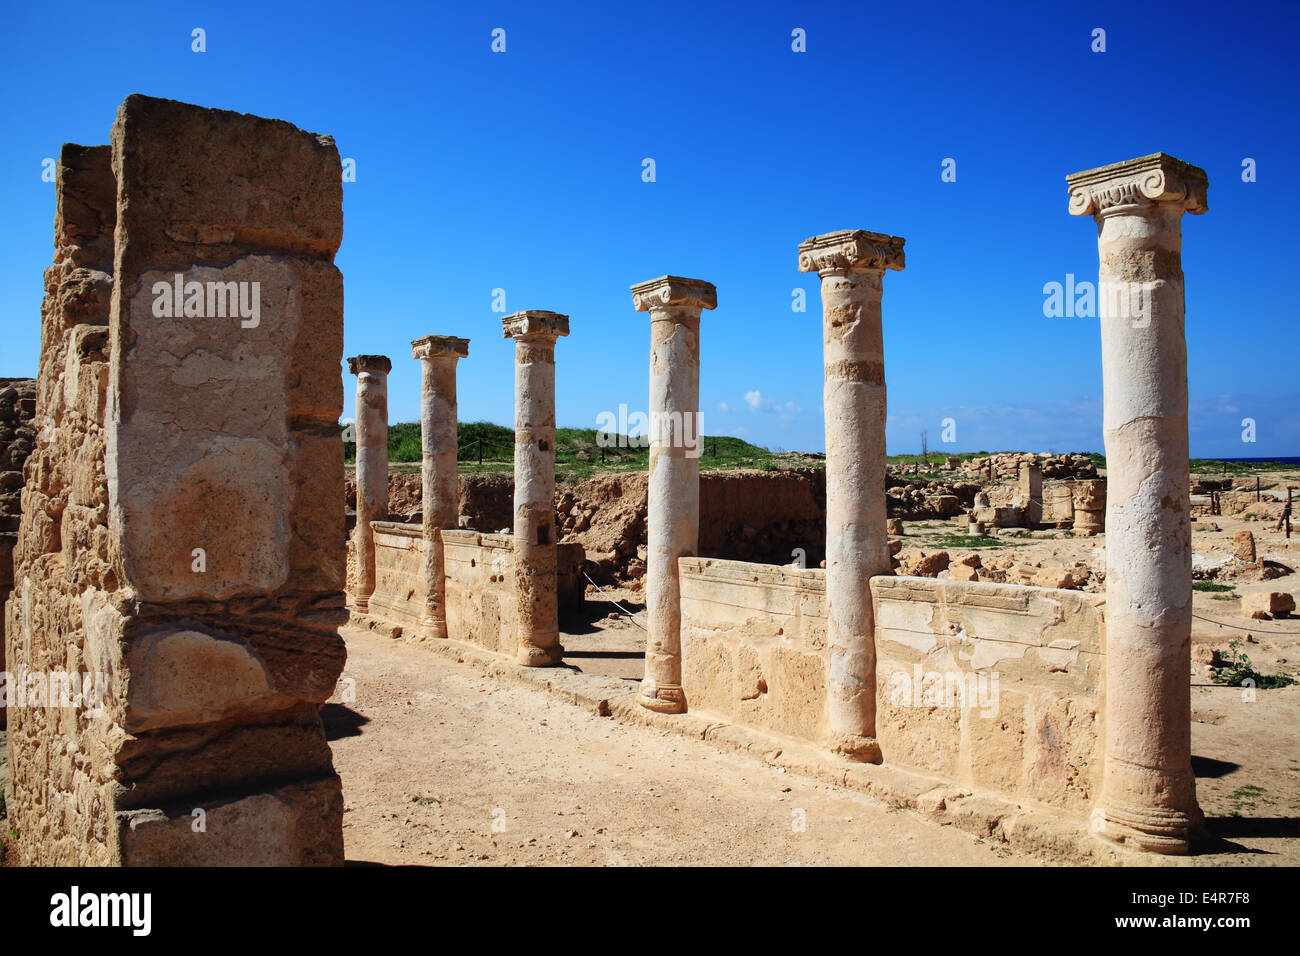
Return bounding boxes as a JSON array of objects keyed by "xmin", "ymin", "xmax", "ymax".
[
  {"xmin": 717, "ymin": 401, "xmax": 730, "ymax": 413},
  {"xmin": 743, "ymin": 390, "xmax": 801, "ymax": 419}
]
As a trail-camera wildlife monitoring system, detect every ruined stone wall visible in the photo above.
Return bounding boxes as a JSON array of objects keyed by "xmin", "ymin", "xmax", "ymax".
[
  {"xmin": 4, "ymin": 143, "xmax": 117, "ymax": 860},
  {"xmin": 678, "ymin": 558, "xmax": 1104, "ymax": 815},
  {"xmin": 365, "ymin": 521, "xmax": 584, "ymax": 652},
  {"xmin": 0, "ymin": 377, "xmax": 38, "ymax": 717},
  {"xmin": 6, "ymin": 96, "xmax": 349, "ymax": 866}
]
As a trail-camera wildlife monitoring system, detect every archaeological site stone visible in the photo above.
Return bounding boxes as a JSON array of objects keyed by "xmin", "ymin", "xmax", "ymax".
[
  {"xmin": 1233, "ymin": 530, "xmax": 1257, "ymax": 565},
  {"xmin": 5, "ymin": 95, "xmax": 348, "ymax": 865},
  {"xmin": 503, "ymin": 311, "xmax": 568, "ymax": 666},
  {"xmin": 1019, "ymin": 461, "xmax": 1042, "ymax": 527},
  {"xmin": 1071, "ymin": 479, "xmax": 1106, "ymax": 536},
  {"xmin": 799, "ymin": 230, "xmax": 904, "ymax": 760},
  {"xmin": 631, "ymin": 277, "xmax": 716, "ymax": 712},
  {"xmin": 1069, "ymin": 152, "xmax": 1207, "ymax": 854},
  {"xmin": 1241, "ymin": 591, "xmax": 1295, "ymax": 620}
]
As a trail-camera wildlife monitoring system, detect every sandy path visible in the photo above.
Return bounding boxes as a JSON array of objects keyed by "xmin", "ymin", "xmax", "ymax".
[{"xmin": 329, "ymin": 626, "xmax": 1041, "ymax": 866}]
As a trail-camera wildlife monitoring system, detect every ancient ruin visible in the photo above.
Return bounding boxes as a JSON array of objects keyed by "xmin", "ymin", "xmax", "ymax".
[
  {"xmin": 5, "ymin": 96, "xmax": 347, "ymax": 865},
  {"xmin": 6, "ymin": 96, "xmax": 1294, "ymax": 870}
]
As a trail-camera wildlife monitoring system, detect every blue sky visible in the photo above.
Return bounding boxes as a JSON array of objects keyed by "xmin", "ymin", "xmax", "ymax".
[{"xmin": 1, "ymin": 0, "xmax": 1296, "ymax": 456}]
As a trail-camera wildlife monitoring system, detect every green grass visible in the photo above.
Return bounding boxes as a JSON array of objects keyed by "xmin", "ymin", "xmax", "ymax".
[
  {"xmin": 341, "ymin": 425, "xmax": 1295, "ymax": 481},
  {"xmin": 1189, "ymin": 458, "xmax": 1296, "ymax": 475},
  {"xmin": 344, "ymin": 420, "xmax": 782, "ymax": 474},
  {"xmin": 1193, "ymin": 582, "xmax": 1235, "ymax": 593},
  {"xmin": 927, "ymin": 534, "xmax": 1009, "ymax": 549},
  {"xmin": 1212, "ymin": 641, "xmax": 1299, "ymax": 691}
]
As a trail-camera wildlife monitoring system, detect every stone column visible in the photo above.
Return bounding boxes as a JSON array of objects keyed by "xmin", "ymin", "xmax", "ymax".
[
  {"xmin": 631, "ymin": 276, "xmax": 716, "ymax": 713},
  {"xmin": 1067, "ymin": 152, "xmax": 1208, "ymax": 853},
  {"xmin": 503, "ymin": 311, "xmax": 568, "ymax": 666},
  {"xmin": 799, "ymin": 230, "xmax": 905, "ymax": 760},
  {"xmin": 1019, "ymin": 461, "xmax": 1043, "ymax": 527},
  {"xmin": 411, "ymin": 336, "xmax": 468, "ymax": 640},
  {"xmin": 348, "ymin": 354, "xmax": 391, "ymax": 613}
]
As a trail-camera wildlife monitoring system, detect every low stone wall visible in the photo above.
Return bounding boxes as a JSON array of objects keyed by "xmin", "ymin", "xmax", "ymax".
[
  {"xmin": 873, "ymin": 576, "xmax": 1103, "ymax": 815},
  {"xmin": 366, "ymin": 521, "xmax": 584, "ymax": 656},
  {"xmin": 678, "ymin": 557, "xmax": 1103, "ymax": 815}
]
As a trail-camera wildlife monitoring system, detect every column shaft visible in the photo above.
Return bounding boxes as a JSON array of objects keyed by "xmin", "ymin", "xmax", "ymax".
[
  {"xmin": 1068, "ymin": 153, "xmax": 1208, "ymax": 853},
  {"xmin": 631, "ymin": 277, "xmax": 715, "ymax": 714},
  {"xmin": 349, "ymin": 355, "xmax": 391, "ymax": 613},
  {"xmin": 503, "ymin": 311, "xmax": 568, "ymax": 666},
  {"xmin": 799, "ymin": 231, "xmax": 903, "ymax": 761},
  {"xmin": 412, "ymin": 336, "xmax": 468, "ymax": 640}
]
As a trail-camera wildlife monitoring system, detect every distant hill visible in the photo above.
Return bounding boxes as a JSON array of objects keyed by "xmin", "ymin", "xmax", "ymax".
[{"xmin": 344, "ymin": 420, "xmax": 785, "ymax": 476}]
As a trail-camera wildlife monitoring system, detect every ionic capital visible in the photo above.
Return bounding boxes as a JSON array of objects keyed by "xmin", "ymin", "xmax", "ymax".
[
  {"xmin": 347, "ymin": 354, "xmax": 392, "ymax": 375},
  {"xmin": 630, "ymin": 275, "xmax": 717, "ymax": 314},
  {"xmin": 798, "ymin": 229, "xmax": 905, "ymax": 275},
  {"xmin": 502, "ymin": 310, "xmax": 569, "ymax": 341},
  {"xmin": 411, "ymin": 335, "xmax": 469, "ymax": 361},
  {"xmin": 1067, "ymin": 152, "xmax": 1208, "ymax": 218}
]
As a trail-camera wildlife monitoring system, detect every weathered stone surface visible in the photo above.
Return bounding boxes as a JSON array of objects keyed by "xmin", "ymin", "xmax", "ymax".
[
  {"xmin": 1241, "ymin": 591, "xmax": 1295, "ymax": 619},
  {"xmin": 347, "ymin": 354, "xmax": 390, "ymax": 612},
  {"xmin": 632, "ymin": 281, "xmax": 714, "ymax": 711},
  {"xmin": 799, "ymin": 230, "xmax": 904, "ymax": 761},
  {"xmin": 6, "ymin": 96, "xmax": 347, "ymax": 866},
  {"xmin": 1069, "ymin": 152, "xmax": 1207, "ymax": 854},
  {"xmin": 1233, "ymin": 530, "xmax": 1257, "ymax": 564},
  {"xmin": 504, "ymin": 311, "xmax": 569, "ymax": 667},
  {"xmin": 411, "ymin": 336, "xmax": 468, "ymax": 641}
]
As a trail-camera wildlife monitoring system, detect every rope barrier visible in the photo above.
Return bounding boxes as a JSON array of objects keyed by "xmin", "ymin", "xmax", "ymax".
[
  {"xmin": 1192, "ymin": 611, "xmax": 1300, "ymax": 636},
  {"xmin": 582, "ymin": 570, "xmax": 647, "ymax": 630}
]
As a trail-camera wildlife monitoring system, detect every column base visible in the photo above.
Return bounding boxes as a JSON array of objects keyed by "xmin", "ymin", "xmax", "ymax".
[
  {"xmin": 827, "ymin": 732, "xmax": 883, "ymax": 763},
  {"xmin": 638, "ymin": 680, "xmax": 686, "ymax": 714},
  {"xmin": 420, "ymin": 616, "xmax": 448, "ymax": 640},
  {"xmin": 516, "ymin": 641, "xmax": 565, "ymax": 667},
  {"xmin": 352, "ymin": 596, "xmax": 370, "ymax": 613},
  {"xmin": 1091, "ymin": 802, "xmax": 1197, "ymax": 855}
]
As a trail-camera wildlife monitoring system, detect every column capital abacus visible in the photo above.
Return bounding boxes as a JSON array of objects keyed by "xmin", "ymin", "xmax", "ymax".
[
  {"xmin": 630, "ymin": 275, "xmax": 717, "ymax": 314},
  {"xmin": 502, "ymin": 310, "xmax": 569, "ymax": 341},
  {"xmin": 798, "ymin": 230, "xmax": 905, "ymax": 275},
  {"xmin": 1067, "ymin": 152, "xmax": 1208, "ymax": 218},
  {"xmin": 346, "ymin": 354, "xmax": 392, "ymax": 375},
  {"xmin": 411, "ymin": 335, "xmax": 469, "ymax": 360}
]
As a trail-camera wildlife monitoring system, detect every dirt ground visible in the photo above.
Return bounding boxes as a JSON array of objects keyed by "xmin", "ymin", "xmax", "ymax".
[
  {"xmin": 329, "ymin": 623, "xmax": 1042, "ymax": 866},
  {"xmin": 331, "ymin": 595, "xmax": 1298, "ymax": 866}
]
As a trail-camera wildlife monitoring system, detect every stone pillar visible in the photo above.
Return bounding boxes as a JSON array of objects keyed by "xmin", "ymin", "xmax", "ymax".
[
  {"xmin": 8, "ymin": 95, "xmax": 348, "ymax": 865},
  {"xmin": 799, "ymin": 230, "xmax": 905, "ymax": 760},
  {"xmin": 1071, "ymin": 479, "xmax": 1106, "ymax": 536},
  {"xmin": 631, "ymin": 276, "xmax": 715, "ymax": 713},
  {"xmin": 348, "ymin": 354, "xmax": 390, "ymax": 613},
  {"xmin": 1019, "ymin": 461, "xmax": 1043, "ymax": 527},
  {"xmin": 411, "ymin": 336, "xmax": 468, "ymax": 640},
  {"xmin": 1068, "ymin": 152, "xmax": 1208, "ymax": 853},
  {"xmin": 502, "ymin": 311, "xmax": 568, "ymax": 666}
]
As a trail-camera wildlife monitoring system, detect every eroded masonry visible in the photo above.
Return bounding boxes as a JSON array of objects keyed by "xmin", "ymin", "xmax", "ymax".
[
  {"xmin": 6, "ymin": 93, "xmax": 1210, "ymax": 865},
  {"xmin": 5, "ymin": 96, "xmax": 348, "ymax": 865}
]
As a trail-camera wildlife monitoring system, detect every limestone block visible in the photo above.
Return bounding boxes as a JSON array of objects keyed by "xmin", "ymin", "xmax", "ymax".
[{"xmin": 1242, "ymin": 591, "xmax": 1295, "ymax": 619}]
